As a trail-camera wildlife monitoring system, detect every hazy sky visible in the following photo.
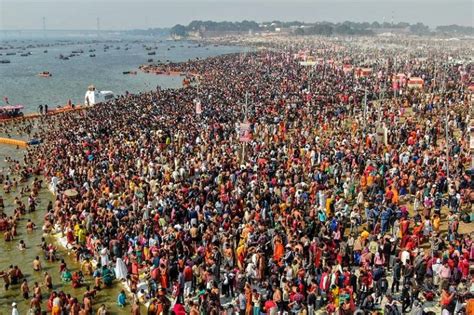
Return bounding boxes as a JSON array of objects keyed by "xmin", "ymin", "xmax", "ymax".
[{"xmin": 1, "ymin": 0, "xmax": 472, "ymax": 30}]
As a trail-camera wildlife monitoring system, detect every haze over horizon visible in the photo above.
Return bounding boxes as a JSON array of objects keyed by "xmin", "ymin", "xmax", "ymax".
[{"xmin": 0, "ymin": 0, "xmax": 472, "ymax": 31}]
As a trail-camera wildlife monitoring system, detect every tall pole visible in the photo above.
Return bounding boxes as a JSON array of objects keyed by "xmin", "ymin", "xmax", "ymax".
[
  {"xmin": 379, "ymin": 66, "xmax": 386, "ymax": 123},
  {"xmin": 245, "ymin": 92, "xmax": 248, "ymax": 120},
  {"xmin": 394, "ymin": 58, "xmax": 397, "ymax": 98},
  {"xmin": 363, "ymin": 88, "xmax": 367, "ymax": 130},
  {"xmin": 444, "ymin": 62, "xmax": 449, "ymax": 183},
  {"xmin": 242, "ymin": 92, "xmax": 249, "ymax": 163},
  {"xmin": 308, "ymin": 65, "xmax": 313, "ymax": 93}
]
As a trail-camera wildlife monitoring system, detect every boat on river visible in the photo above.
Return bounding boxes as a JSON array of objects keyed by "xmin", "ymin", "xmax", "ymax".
[
  {"xmin": 0, "ymin": 105, "xmax": 24, "ymax": 120},
  {"xmin": 84, "ymin": 85, "xmax": 114, "ymax": 106},
  {"xmin": 38, "ymin": 71, "xmax": 52, "ymax": 77}
]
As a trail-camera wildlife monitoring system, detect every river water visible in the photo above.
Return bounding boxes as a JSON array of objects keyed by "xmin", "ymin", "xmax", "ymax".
[
  {"xmin": 0, "ymin": 34, "xmax": 249, "ymax": 113},
  {"xmin": 0, "ymin": 35, "xmax": 250, "ymax": 314}
]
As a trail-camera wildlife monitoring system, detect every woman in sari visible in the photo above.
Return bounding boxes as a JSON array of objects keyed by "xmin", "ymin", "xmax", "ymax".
[
  {"xmin": 102, "ymin": 265, "xmax": 114, "ymax": 287},
  {"xmin": 114, "ymin": 257, "xmax": 128, "ymax": 281}
]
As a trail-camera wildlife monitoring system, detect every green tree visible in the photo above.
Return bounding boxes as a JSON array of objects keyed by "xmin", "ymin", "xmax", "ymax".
[{"xmin": 170, "ymin": 24, "xmax": 186, "ymax": 37}]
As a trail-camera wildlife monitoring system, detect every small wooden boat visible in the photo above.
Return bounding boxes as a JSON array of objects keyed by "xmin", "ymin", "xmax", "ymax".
[{"xmin": 38, "ymin": 71, "xmax": 52, "ymax": 77}]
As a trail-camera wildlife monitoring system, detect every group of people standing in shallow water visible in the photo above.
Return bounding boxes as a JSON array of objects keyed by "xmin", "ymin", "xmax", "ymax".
[{"xmin": 0, "ymin": 36, "xmax": 473, "ymax": 315}]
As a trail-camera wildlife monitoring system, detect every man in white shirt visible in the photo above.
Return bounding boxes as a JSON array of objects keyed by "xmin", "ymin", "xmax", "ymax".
[
  {"xmin": 431, "ymin": 258, "xmax": 442, "ymax": 286},
  {"xmin": 401, "ymin": 249, "xmax": 411, "ymax": 266},
  {"xmin": 11, "ymin": 302, "xmax": 19, "ymax": 315}
]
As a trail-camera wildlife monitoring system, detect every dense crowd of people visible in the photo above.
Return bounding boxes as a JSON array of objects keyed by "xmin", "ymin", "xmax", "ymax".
[{"xmin": 1, "ymin": 37, "xmax": 473, "ymax": 315}]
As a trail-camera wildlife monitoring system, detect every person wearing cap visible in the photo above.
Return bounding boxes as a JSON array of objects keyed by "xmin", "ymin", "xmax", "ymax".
[{"xmin": 11, "ymin": 302, "xmax": 19, "ymax": 315}]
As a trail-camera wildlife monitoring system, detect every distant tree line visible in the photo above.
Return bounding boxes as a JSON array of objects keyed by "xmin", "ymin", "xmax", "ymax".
[
  {"xmin": 435, "ymin": 25, "xmax": 473, "ymax": 36},
  {"xmin": 169, "ymin": 20, "xmax": 473, "ymax": 37},
  {"xmin": 170, "ymin": 20, "xmax": 260, "ymax": 37},
  {"xmin": 294, "ymin": 22, "xmax": 376, "ymax": 36}
]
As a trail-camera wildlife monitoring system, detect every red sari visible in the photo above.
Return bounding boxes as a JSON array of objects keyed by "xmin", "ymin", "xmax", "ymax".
[{"xmin": 160, "ymin": 267, "xmax": 168, "ymax": 289}]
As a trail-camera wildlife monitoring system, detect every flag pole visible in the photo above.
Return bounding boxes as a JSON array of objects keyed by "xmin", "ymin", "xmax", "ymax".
[{"xmin": 242, "ymin": 92, "xmax": 249, "ymax": 163}]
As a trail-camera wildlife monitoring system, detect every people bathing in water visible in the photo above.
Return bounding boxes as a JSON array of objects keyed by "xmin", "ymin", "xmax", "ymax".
[
  {"xmin": 60, "ymin": 267, "xmax": 72, "ymax": 283},
  {"xmin": 45, "ymin": 243, "xmax": 58, "ymax": 262},
  {"xmin": 18, "ymin": 239, "xmax": 26, "ymax": 250},
  {"xmin": 117, "ymin": 289, "xmax": 127, "ymax": 307},
  {"xmin": 21, "ymin": 278, "xmax": 30, "ymax": 299},
  {"xmin": 43, "ymin": 271, "xmax": 53, "ymax": 290},
  {"xmin": 3, "ymin": 229, "xmax": 13, "ymax": 241},
  {"xmin": 0, "ymin": 265, "xmax": 24, "ymax": 290},
  {"xmin": 26, "ymin": 219, "xmax": 36, "ymax": 232},
  {"xmin": 33, "ymin": 256, "xmax": 42, "ymax": 271}
]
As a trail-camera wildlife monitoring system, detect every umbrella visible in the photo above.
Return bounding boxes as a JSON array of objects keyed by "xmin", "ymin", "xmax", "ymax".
[{"xmin": 64, "ymin": 189, "xmax": 78, "ymax": 198}]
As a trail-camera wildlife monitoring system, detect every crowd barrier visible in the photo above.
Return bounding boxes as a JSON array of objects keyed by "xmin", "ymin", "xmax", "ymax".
[
  {"xmin": 0, "ymin": 137, "xmax": 28, "ymax": 147},
  {"xmin": 0, "ymin": 105, "xmax": 85, "ymax": 123}
]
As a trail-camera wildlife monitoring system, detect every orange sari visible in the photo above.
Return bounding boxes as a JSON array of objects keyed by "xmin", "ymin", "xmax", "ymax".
[{"xmin": 273, "ymin": 242, "xmax": 284, "ymax": 265}]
